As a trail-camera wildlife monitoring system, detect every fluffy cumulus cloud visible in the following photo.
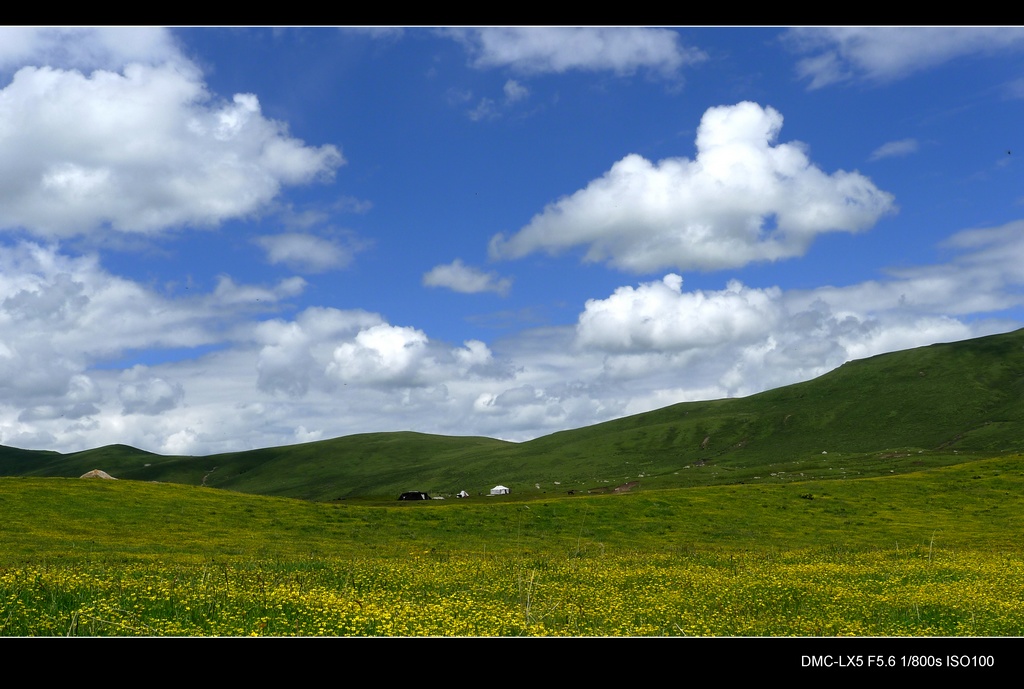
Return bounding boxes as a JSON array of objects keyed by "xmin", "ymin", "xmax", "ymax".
[
  {"xmin": 0, "ymin": 27, "xmax": 184, "ymax": 73},
  {"xmin": 3, "ymin": 219, "xmax": 1023, "ymax": 455},
  {"xmin": 4, "ymin": 26, "xmax": 1023, "ymax": 463},
  {"xmin": 447, "ymin": 27, "xmax": 706, "ymax": 77},
  {"xmin": 0, "ymin": 241, "xmax": 317, "ymax": 448},
  {"xmin": 0, "ymin": 34, "xmax": 342, "ymax": 239},
  {"xmin": 254, "ymin": 307, "xmax": 384, "ymax": 397},
  {"xmin": 568, "ymin": 215, "xmax": 1024, "ymax": 403},
  {"xmin": 0, "ymin": 243, "xmax": 216, "ymax": 366},
  {"xmin": 254, "ymin": 306, "xmax": 501, "ymax": 396},
  {"xmin": 577, "ymin": 274, "xmax": 781, "ymax": 352},
  {"xmin": 423, "ymin": 259, "xmax": 512, "ymax": 295},
  {"xmin": 785, "ymin": 27, "xmax": 1024, "ymax": 89},
  {"xmin": 490, "ymin": 102, "xmax": 896, "ymax": 273},
  {"xmin": 123, "ymin": 220, "xmax": 1024, "ymax": 451},
  {"xmin": 328, "ymin": 324, "xmax": 431, "ymax": 386}
]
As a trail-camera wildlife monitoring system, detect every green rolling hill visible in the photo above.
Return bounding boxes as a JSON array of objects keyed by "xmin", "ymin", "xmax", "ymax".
[{"xmin": 3, "ymin": 328, "xmax": 1024, "ymax": 500}]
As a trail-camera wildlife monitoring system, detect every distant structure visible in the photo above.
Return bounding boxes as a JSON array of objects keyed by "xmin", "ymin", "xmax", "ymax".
[
  {"xmin": 489, "ymin": 485, "xmax": 510, "ymax": 496},
  {"xmin": 80, "ymin": 469, "xmax": 116, "ymax": 480}
]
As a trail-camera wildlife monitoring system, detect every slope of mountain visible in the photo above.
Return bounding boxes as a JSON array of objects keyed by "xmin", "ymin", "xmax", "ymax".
[{"xmin": 3, "ymin": 328, "xmax": 1023, "ymax": 500}]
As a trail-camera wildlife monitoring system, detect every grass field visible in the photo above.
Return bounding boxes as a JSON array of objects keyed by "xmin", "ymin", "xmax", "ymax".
[
  {"xmin": 6, "ymin": 548, "xmax": 1023, "ymax": 636},
  {"xmin": 3, "ymin": 452, "xmax": 1023, "ymax": 636}
]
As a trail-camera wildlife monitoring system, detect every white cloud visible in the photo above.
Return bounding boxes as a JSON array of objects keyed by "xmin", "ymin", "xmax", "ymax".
[
  {"xmin": 785, "ymin": 27, "xmax": 1024, "ymax": 89},
  {"xmin": 454, "ymin": 339, "xmax": 493, "ymax": 368},
  {"xmin": 0, "ymin": 60, "xmax": 343, "ymax": 239},
  {"xmin": 503, "ymin": 79, "xmax": 528, "ymax": 103},
  {"xmin": 294, "ymin": 425, "xmax": 323, "ymax": 443},
  {"xmin": 870, "ymin": 138, "xmax": 919, "ymax": 161},
  {"xmin": 0, "ymin": 27, "xmax": 185, "ymax": 72},
  {"xmin": 0, "ymin": 241, "xmax": 305, "ymax": 419},
  {"xmin": 2, "ymin": 222, "xmax": 1023, "ymax": 456},
  {"xmin": 334, "ymin": 196, "xmax": 373, "ymax": 214},
  {"xmin": 490, "ymin": 102, "xmax": 896, "ymax": 273},
  {"xmin": 464, "ymin": 80, "xmax": 530, "ymax": 121},
  {"xmin": 468, "ymin": 97, "xmax": 498, "ymax": 122},
  {"xmin": 254, "ymin": 306, "xmax": 500, "ymax": 397},
  {"xmin": 447, "ymin": 27, "xmax": 705, "ymax": 77},
  {"xmin": 256, "ymin": 233, "xmax": 357, "ymax": 273},
  {"xmin": 0, "ymin": 243, "xmax": 204, "ymax": 357},
  {"xmin": 118, "ymin": 370, "xmax": 185, "ymax": 415},
  {"xmin": 325, "ymin": 325, "xmax": 498, "ymax": 388},
  {"xmin": 328, "ymin": 324, "xmax": 431, "ymax": 386},
  {"xmin": 806, "ymin": 220, "xmax": 1024, "ymax": 318},
  {"xmin": 577, "ymin": 274, "xmax": 781, "ymax": 351},
  {"xmin": 423, "ymin": 259, "xmax": 512, "ymax": 295},
  {"xmin": 568, "ymin": 218, "xmax": 1024, "ymax": 402},
  {"xmin": 254, "ymin": 307, "xmax": 384, "ymax": 397},
  {"xmin": 211, "ymin": 275, "xmax": 306, "ymax": 306},
  {"xmin": 572, "ymin": 271, "xmax": 990, "ymax": 402},
  {"xmin": 186, "ymin": 219, "xmax": 1024, "ymax": 450}
]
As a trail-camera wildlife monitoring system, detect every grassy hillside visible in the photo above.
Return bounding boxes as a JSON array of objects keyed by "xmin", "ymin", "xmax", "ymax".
[
  {"xmin": 3, "ymin": 452, "xmax": 1023, "ymax": 562},
  {"xmin": 4, "ymin": 328, "xmax": 1024, "ymax": 500},
  {"xmin": 3, "ymin": 457, "xmax": 1024, "ymax": 636}
]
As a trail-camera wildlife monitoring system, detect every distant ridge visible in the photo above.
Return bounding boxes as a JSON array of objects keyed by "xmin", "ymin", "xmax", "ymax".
[{"xmin": 3, "ymin": 328, "xmax": 1024, "ymax": 500}]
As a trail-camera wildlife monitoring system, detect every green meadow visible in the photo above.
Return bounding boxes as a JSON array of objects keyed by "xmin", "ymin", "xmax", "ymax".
[{"xmin": 2, "ymin": 329, "xmax": 1024, "ymax": 635}]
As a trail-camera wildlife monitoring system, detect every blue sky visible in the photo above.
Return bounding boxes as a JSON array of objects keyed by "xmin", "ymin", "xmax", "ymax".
[{"xmin": 1, "ymin": 26, "xmax": 1023, "ymax": 454}]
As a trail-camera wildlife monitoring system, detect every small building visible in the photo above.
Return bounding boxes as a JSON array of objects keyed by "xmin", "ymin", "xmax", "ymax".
[
  {"xmin": 398, "ymin": 491, "xmax": 430, "ymax": 501},
  {"xmin": 456, "ymin": 490, "xmax": 469, "ymax": 498},
  {"xmin": 489, "ymin": 485, "xmax": 510, "ymax": 495}
]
